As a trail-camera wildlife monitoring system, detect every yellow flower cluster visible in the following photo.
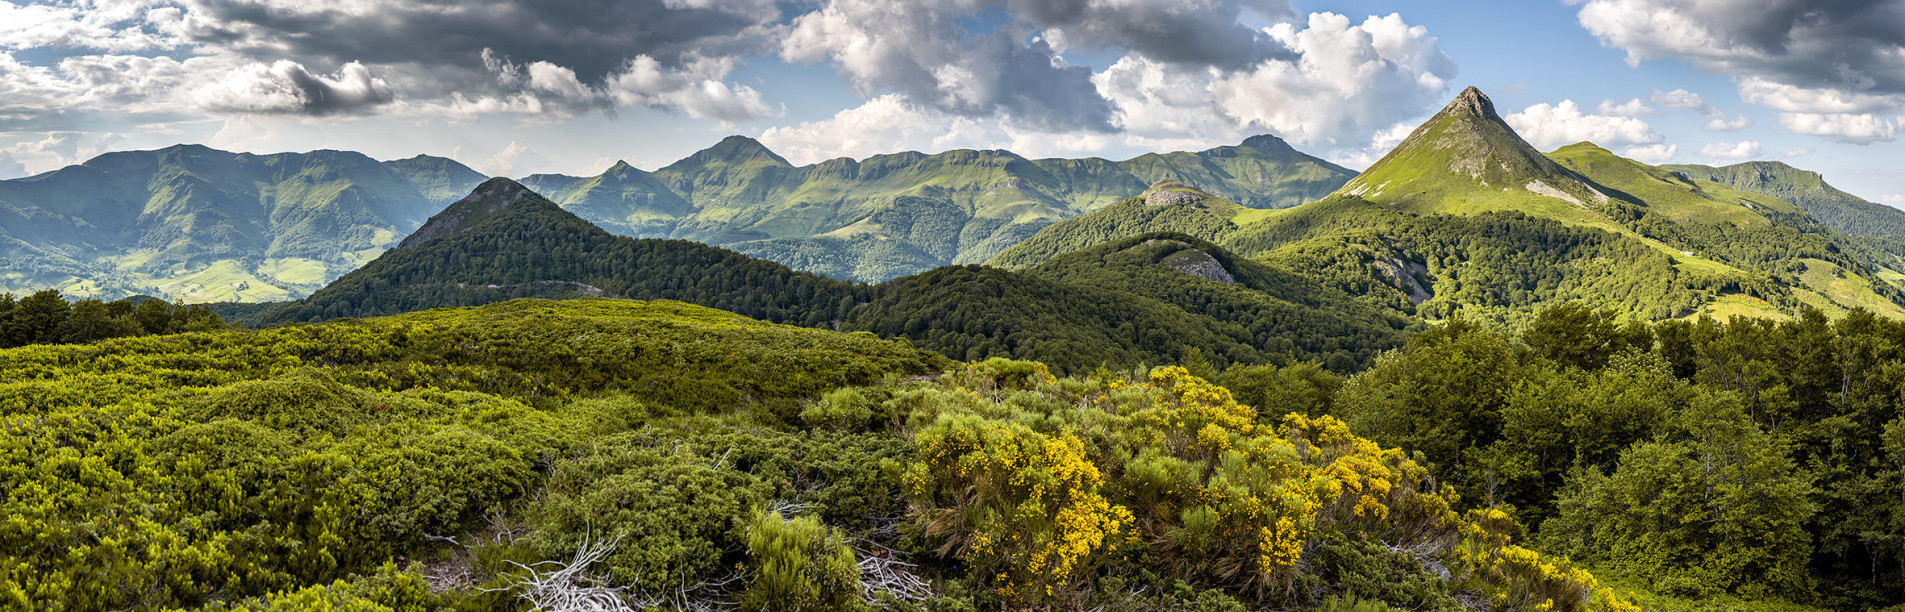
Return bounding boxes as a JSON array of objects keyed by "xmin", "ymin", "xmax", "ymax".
[{"xmin": 909, "ymin": 417, "xmax": 1133, "ymax": 606}]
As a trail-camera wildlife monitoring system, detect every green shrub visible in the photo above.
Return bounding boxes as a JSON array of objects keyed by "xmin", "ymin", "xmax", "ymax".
[
  {"xmin": 803, "ymin": 387, "xmax": 878, "ymax": 431},
  {"xmin": 742, "ymin": 511, "xmax": 862, "ymax": 611},
  {"xmin": 527, "ymin": 443, "xmax": 771, "ymax": 591}
]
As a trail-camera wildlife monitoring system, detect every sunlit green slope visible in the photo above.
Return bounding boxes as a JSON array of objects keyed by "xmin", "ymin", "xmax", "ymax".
[{"xmin": 0, "ymin": 145, "xmax": 485, "ymax": 302}]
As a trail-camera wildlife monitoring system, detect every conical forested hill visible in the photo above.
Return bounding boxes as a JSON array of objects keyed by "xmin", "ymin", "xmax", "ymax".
[{"xmin": 264, "ymin": 178, "xmax": 864, "ymax": 326}]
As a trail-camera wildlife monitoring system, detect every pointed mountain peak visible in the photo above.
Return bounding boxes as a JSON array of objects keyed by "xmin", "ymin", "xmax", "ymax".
[
  {"xmin": 700, "ymin": 135, "xmax": 789, "ymax": 165},
  {"xmin": 1239, "ymin": 134, "xmax": 1295, "ymax": 152},
  {"xmin": 1438, "ymin": 86, "xmax": 1500, "ymax": 122},
  {"xmin": 1336, "ymin": 85, "xmax": 1610, "ymax": 210},
  {"xmin": 607, "ymin": 160, "xmax": 634, "ymax": 172},
  {"xmin": 397, "ymin": 178, "xmax": 564, "ymax": 250}
]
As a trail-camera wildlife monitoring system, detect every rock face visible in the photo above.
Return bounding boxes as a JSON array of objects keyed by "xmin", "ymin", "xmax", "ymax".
[
  {"xmin": 1144, "ymin": 180, "xmax": 1212, "ymax": 207},
  {"xmin": 1441, "ymin": 86, "xmax": 1502, "ymax": 122},
  {"xmin": 1161, "ymin": 246, "xmax": 1236, "ymax": 284}
]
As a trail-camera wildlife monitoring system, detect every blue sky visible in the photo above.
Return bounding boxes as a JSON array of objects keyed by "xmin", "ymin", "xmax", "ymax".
[{"xmin": 2, "ymin": 0, "xmax": 1902, "ymax": 206}]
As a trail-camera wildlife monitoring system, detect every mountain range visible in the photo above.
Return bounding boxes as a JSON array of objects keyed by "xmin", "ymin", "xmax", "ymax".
[
  {"xmin": 0, "ymin": 133, "xmax": 1353, "ymax": 303},
  {"xmin": 251, "ymin": 176, "xmax": 1411, "ymax": 373},
  {"xmin": 10, "ymin": 86, "xmax": 1905, "ymax": 334}
]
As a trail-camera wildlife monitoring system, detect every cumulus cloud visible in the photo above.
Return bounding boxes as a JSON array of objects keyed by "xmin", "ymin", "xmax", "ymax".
[
  {"xmin": 1700, "ymin": 140, "xmax": 1762, "ymax": 160},
  {"xmin": 765, "ymin": 9, "xmax": 1454, "ymax": 164},
  {"xmin": 480, "ymin": 141, "xmax": 552, "ymax": 176},
  {"xmin": 1624, "ymin": 143, "xmax": 1677, "ymax": 163},
  {"xmin": 467, "ymin": 50, "xmax": 778, "ymax": 122},
  {"xmin": 1704, "ymin": 114, "xmax": 1751, "ymax": 131},
  {"xmin": 1575, "ymin": 0, "xmax": 1905, "ymax": 95},
  {"xmin": 1207, "ymin": 13, "xmax": 1456, "ymax": 147},
  {"xmin": 1575, "ymin": 0, "xmax": 1905, "ymax": 147},
  {"xmin": 0, "ymin": 153, "xmax": 23, "ymax": 179},
  {"xmin": 196, "ymin": 60, "xmax": 394, "ymax": 115},
  {"xmin": 758, "ymin": 94, "xmax": 1113, "ymax": 164},
  {"xmin": 0, "ymin": 0, "xmax": 789, "ymax": 126},
  {"xmin": 1736, "ymin": 76, "xmax": 1905, "ymax": 114},
  {"xmin": 781, "ymin": 0, "xmax": 1115, "ymax": 132},
  {"xmin": 0, "ymin": 130, "xmax": 117, "ymax": 176},
  {"xmin": 1598, "ymin": 98, "xmax": 1659, "ymax": 117},
  {"xmin": 1649, "ymin": 89, "xmax": 1711, "ymax": 112},
  {"xmin": 1777, "ymin": 112, "xmax": 1898, "ymax": 144},
  {"xmin": 1504, "ymin": 99, "xmax": 1664, "ymax": 150}
]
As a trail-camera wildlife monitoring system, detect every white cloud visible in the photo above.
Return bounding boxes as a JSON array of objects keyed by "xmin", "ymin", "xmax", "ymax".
[
  {"xmin": 781, "ymin": 0, "xmax": 1114, "ymax": 131},
  {"xmin": 1208, "ymin": 12, "xmax": 1457, "ymax": 147},
  {"xmin": 1624, "ymin": 143, "xmax": 1677, "ymax": 163},
  {"xmin": 1883, "ymin": 193, "xmax": 1905, "ymax": 205},
  {"xmin": 0, "ymin": 130, "xmax": 117, "ymax": 176},
  {"xmin": 1735, "ymin": 76, "xmax": 1905, "ymax": 114},
  {"xmin": 1598, "ymin": 98, "xmax": 1658, "ymax": 117},
  {"xmin": 1777, "ymin": 112, "xmax": 1898, "ymax": 144},
  {"xmin": 481, "ymin": 141, "xmax": 552, "ymax": 176},
  {"xmin": 1700, "ymin": 140, "xmax": 1761, "ymax": 160},
  {"xmin": 1704, "ymin": 114, "xmax": 1750, "ymax": 131},
  {"xmin": 757, "ymin": 94, "xmax": 1113, "ymax": 165},
  {"xmin": 1504, "ymin": 99, "xmax": 1663, "ymax": 150},
  {"xmin": 1574, "ymin": 1, "xmax": 1905, "ymax": 97},
  {"xmin": 463, "ymin": 50, "xmax": 777, "ymax": 123},
  {"xmin": 1648, "ymin": 88, "xmax": 1710, "ymax": 112},
  {"xmin": 195, "ymin": 60, "xmax": 395, "ymax": 115},
  {"xmin": 0, "ymin": 153, "xmax": 23, "ymax": 179}
]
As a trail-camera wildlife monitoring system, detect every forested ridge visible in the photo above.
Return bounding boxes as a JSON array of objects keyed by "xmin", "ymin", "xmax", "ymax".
[{"xmin": 256, "ymin": 179, "xmax": 1414, "ymax": 375}]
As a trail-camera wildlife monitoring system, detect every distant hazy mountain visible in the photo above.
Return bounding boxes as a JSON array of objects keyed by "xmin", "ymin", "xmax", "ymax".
[
  {"xmin": 523, "ymin": 134, "xmax": 1355, "ymax": 282},
  {"xmin": 0, "ymin": 145, "xmax": 485, "ymax": 302},
  {"xmin": 1, "ymin": 135, "xmax": 1353, "ymax": 300}
]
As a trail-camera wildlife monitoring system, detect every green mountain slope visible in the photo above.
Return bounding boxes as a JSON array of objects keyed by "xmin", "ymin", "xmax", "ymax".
[
  {"xmin": 526, "ymin": 135, "xmax": 1354, "ymax": 282},
  {"xmin": 520, "ymin": 160, "xmax": 692, "ymax": 238},
  {"xmin": 0, "ymin": 145, "xmax": 486, "ymax": 302},
  {"xmin": 1206, "ymin": 87, "xmax": 1905, "ymax": 324},
  {"xmin": 1111, "ymin": 134, "xmax": 1358, "ymax": 209},
  {"xmin": 261, "ymin": 179, "xmax": 1409, "ymax": 372},
  {"xmin": 986, "ymin": 180, "xmax": 1250, "ymax": 268},
  {"xmin": 1665, "ymin": 160, "xmax": 1905, "ymax": 269}
]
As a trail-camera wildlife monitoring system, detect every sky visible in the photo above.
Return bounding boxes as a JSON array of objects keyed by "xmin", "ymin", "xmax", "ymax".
[{"xmin": 2, "ymin": 0, "xmax": 1904, "ymax": 207}]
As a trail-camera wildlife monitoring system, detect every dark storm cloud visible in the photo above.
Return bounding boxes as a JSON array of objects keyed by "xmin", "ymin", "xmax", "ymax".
[
  {"xmin": 182, "ymin": 0, "xmax": 774, "ymax": 85},
  {"xmin": 1579, "ymin": 0, "xmax": 1905, "ymax": 96},
  {"xmin": 1012, "ymin": 0, "xmax": 1296, "ymax": 70},
  {"xmin": 958, "ymin": 34, "xmax": 1115, "ymax": 132}
]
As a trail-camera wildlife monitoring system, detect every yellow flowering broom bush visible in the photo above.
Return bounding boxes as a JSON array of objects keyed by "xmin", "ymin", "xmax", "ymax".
[{"xmin": 897, "ymin": 359, "xmax": 1635, "ymax": 609}]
